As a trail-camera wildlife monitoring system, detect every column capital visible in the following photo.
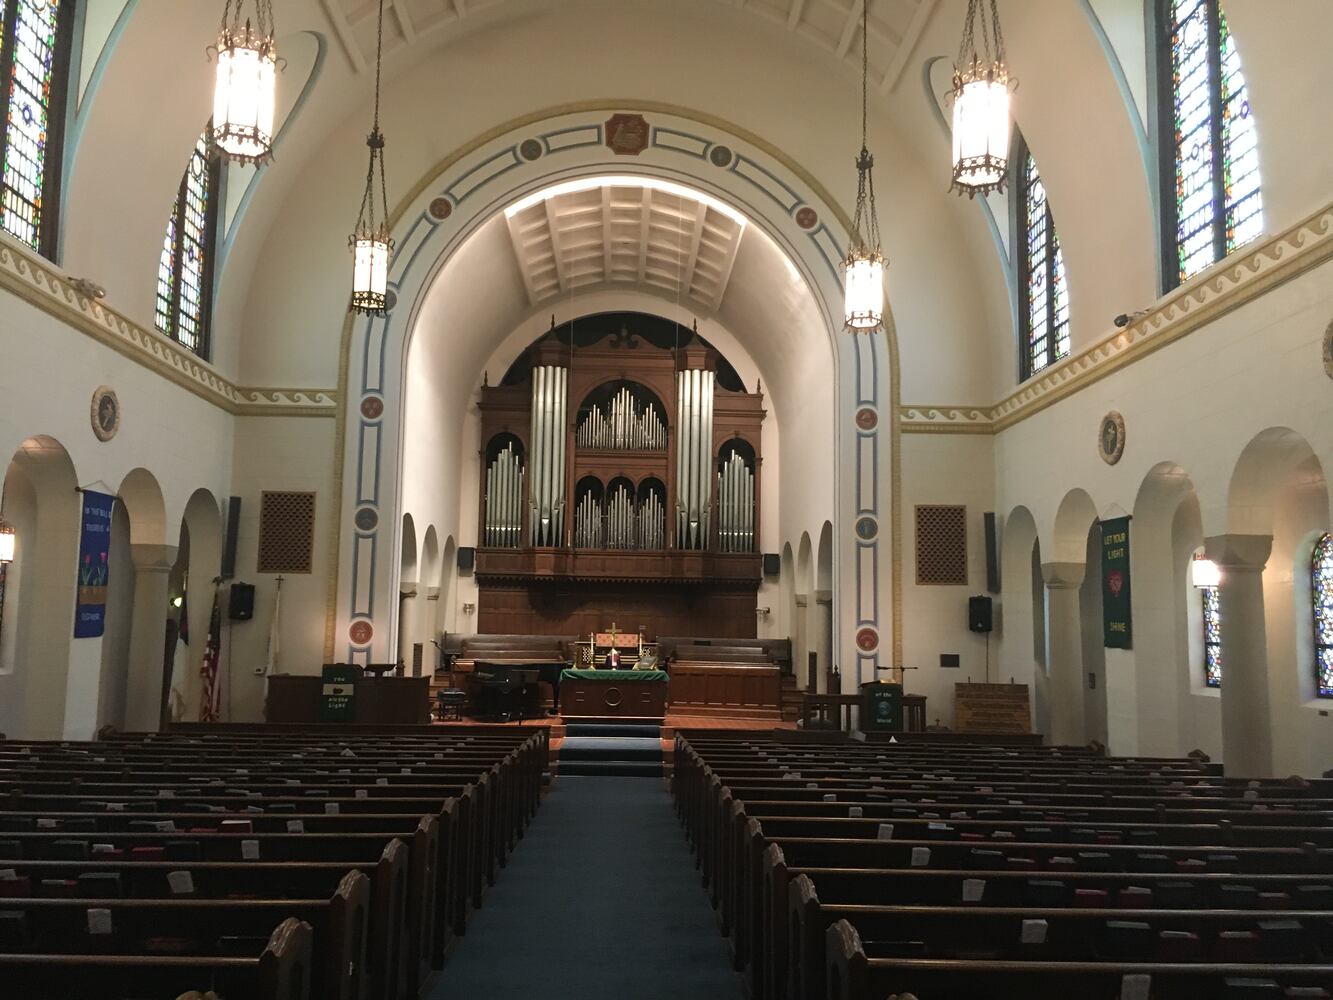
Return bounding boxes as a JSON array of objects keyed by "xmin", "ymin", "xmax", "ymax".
[
  {"xmin": 1204, "ymin": 533, "xmax": 1272, "ymax": 572},
  {"xmin": 426, "ymin": 587, "xmax": 441, "ymax": 601},
  {"xmin": 129, "ymin": 543, "xmax": 178, "ymax": 571},
  {"xmin": 1041, "ymin": 561, "xmax": 1085, "ymax": 589},
  {"xmin": 794, "ymin": 593, "xmax": 809, "ymax": 608},
  {"xmin": 814, "ymin": 590, "xmax": 833, "ymax": 606},
  {"xmin": 400, "ymin": 586, "xmax": 419, "ymax": 599}
]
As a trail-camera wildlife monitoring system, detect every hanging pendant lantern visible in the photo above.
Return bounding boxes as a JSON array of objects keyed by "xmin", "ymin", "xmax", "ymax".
[
  {"xmin": 0, "ymin": 521, "xmax": 15, "ymax": 565},
  {"xmin": 349, "ymin": 0, "xmax": 395, "ymax": 316},
  {"xmin": 843, "ymin": 0, "xmax": 885, "ymax": 332},
  {"xmin": 210, "ymin": 0, "xmax": 278, "ymax": 166},
  {"xmin": 1191, "ymin": 554, "xmax": 1221, "ymax": 589},
  {"xmin": 949, "ymin": 0, "xmax": 1014, "ymax": 197}
]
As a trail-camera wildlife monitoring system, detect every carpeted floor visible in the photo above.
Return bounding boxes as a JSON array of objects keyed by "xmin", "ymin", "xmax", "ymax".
[{"xmin": 432, "ymin": 776, "xmax": 744, "ymax": 1000}]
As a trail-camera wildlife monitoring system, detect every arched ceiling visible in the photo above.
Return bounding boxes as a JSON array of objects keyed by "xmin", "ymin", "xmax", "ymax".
[
  {"xmin": 323, "ymin": 0, "xmax": 938, "ymax": 93},
  {"xmin": 503, "ymin": 177, "xmax": 745, "ymax": 313}
]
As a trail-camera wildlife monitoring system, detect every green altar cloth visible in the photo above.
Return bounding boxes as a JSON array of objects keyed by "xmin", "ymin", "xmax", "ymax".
[{"xmin": 560, "ymin": 669, "xmax": 669, "ymax": 683}]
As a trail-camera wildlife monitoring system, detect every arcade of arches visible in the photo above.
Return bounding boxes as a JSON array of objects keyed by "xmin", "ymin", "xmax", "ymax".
[{"xmin": 0, "ymin": 0, "xmax": 1330, "ymax": 777}]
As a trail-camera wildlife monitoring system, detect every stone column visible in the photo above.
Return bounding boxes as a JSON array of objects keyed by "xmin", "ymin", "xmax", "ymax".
[
  {"xmin": 794, "ymin": 593, "xmax": 812, "ymax": 691},
  {"xmin": 1042, "ymin": 561, "xmax": 1086, "ymax": 746},
  {"xmin": 424, "ymin": 587, "xmax": 441, "ymax": 673},
  {"xmin": 813, "ymin": 590, "xmax": 836, "ymax": 693},
  {"xmin": 398, "ymin": 583, "xmax": 419, "ymax": 672},
  {"xmin": 1205, "ymin": 533, "xmax": 1274, "ymax": 778},
  {"xmin": 124, "ymin": 544, "xmax": 177, "ymax": 732}
]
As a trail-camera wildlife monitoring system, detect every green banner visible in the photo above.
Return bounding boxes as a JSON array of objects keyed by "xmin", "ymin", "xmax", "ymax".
[
  {"xmin": 1101, "ymin": 516, "xmax": 1133, "ymax": 648},
  {"xmin": 319, "ymin": 664, "xmax": 359, "ymax": 722},
  {"xmin": 861, "ymin": 682, "xmax": 903, "ymax": 731}
]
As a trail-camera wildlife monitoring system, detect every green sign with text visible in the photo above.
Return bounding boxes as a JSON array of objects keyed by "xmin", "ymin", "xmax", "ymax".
[{"xmin": 1101, "ymin": 516, "xmax": 1133, "ymax": 648}]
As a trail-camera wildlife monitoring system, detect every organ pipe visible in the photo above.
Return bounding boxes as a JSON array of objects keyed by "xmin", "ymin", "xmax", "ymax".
[
  {"xmin": 529, "ymin": 365, "xmax": 567, "ymax": 546},
  {"xmin": 674, "ymin": 368, "xmax": 714, "ymax": 550},
  {"xmin": 716, "ymin": 452, "xmax": 755, "ymax": 553},
  {"xmin": 483, "ymin": 443, "xmax": 525, "ymax": 548},
  {"xmin": 576, "ymin": 387, "xmax": 665, "ymax": 450}
]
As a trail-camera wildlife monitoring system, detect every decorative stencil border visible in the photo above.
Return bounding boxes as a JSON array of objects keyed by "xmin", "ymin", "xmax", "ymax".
[
  {"xmin": 900, "ymin": 200, "xmax": 1333, "ymax": 435},
  {"xmin": 0, "ymin": 234, "xmax": 337, "ymax": 418}
]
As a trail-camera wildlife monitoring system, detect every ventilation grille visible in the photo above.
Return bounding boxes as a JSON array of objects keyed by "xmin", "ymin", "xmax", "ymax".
[
  {"xmin": 257, "ymin": 491, "xmax": 316, "ymax": 574},
  {"xmin": 915, "ymin": 505, "xmax": 968, "ymax": 586}
]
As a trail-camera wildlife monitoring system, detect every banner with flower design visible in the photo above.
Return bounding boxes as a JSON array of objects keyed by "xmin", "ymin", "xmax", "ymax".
[
  {"xmin": 1101, "ymin": 515, "xmax": 1133, "ymax": 649},
  {"xmin": 73, "ymin": 490, "xmax": 115, "ymax": 638}
]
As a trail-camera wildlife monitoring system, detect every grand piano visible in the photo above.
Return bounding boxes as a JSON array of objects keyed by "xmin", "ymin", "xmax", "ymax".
[{"xmin": 453, "ymin": 635, "xmax": 572, "ymax": 721}]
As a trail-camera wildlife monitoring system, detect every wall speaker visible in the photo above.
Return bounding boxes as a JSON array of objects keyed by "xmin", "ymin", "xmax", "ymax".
[
  {"xmin": 983, "ymin": 511, "xmax": 1000, "ymax": 594},
  {"xmin": 457, "ymin": 546, "xmax": 475, "ymax": 572},
  {"xmin": 228, "ymin": 582, "xmax": 255, "ymax": 621},
  {"xmin": 762, "ymin": 553, "xmax": 780, "ymax": 577},
  {"xmin": 968, "ymin": 594, "xmax": 993, "ymax": 634},
  {"xmin": 221, "ymin": 496, "xmax": 242, "ymax": 579}
]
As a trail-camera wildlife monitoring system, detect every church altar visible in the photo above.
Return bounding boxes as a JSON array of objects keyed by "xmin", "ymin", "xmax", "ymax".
[{"xmin": 558, "ymin": 668, "xmax": 669, "ymax": 718}]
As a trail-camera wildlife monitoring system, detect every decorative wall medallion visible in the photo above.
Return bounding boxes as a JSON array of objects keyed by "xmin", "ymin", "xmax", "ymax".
[
  {"xmin": 795, "ymin": 206, "xmax": 818, "ymax": 230},
  {"xmin": 360, "ymin": 395, "xmax": 385, "ymax": 419},
  {"xmin": 855, "ymin": 516, "xmax": 878, "ymax": 541},
  {"xmin": 1097, "ymin": 411, "xmax": 1126, "ymax": 465},
  {"xmin": 348, "ymin": 620, "xmax": 374, "ymax": 646},
  {"xmin": 1322, "ymin": 319, "xmax": 1333, "ymax": 379},
  {"xmin": 427, "ymin": 197, "xmax": 453, "ymax": 221},
  {"xmin": 384, "ymin": 289, "xmax": 398, "ymax": 312},
  {"xmin": 90, "ymin": 385, "xmax": 120, "ymax": 442},
  {"xmin": 855, "ymin": 627, "xmax": 879, "ymax": 653},
  {"xmin": 604, "ymin": 113, "xmax": 649, "ymax": 156},
  {"xmin": 354, "ymin": 506, "xmax": 379, "ymax": 532},
  {"xmin": 708, "ymin": 144, "xmax": 733, "ymax": 168},
  {"xmin": 519, "ymin": 138, "xmax": 543, "ymax": 161},
  {"xmin": 855, "ymin": 407, "xmax": 878, "ymax": 431}
]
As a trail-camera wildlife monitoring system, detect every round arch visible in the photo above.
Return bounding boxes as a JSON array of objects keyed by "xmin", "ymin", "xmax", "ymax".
[{"xmin": 331, "ymin": 104, "xmax": 898, "ymax": 682}]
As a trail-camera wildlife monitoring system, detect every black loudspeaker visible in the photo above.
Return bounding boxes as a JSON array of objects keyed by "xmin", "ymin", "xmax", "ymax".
[
  {"xmin": 983, "ymin": 511, "xmax": 1000, "ymax": 594},
  {"xmin": 457, "ymin": 547, "xmax": 475, "ymax": 571},
  {"xmin": 968, "ymin": 595, "xmax": 993, "ymax": 633},
  {"xmin": 762, "ymin": 553, "xmax": 780, "ymax": 577},
  {"xmin": 228, "ymin": 582, "xmax": 255, "ymax": 621},
  {"xmin": 221, "ymin": 496, "xmax": 241, "ymax": 579}
]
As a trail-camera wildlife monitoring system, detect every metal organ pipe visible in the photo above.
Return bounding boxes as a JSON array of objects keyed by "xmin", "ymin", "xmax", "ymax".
[
  {"xmin": 675, "ymin": 369, "xmax": 715, "ymax": 549},
  {"xmin": 715, "ymin": 452, "xmax": 755, "ymax": 553},
  {"xmin": 483, "ymin": 443, "xmax": 525, "ymax": 548},
  {"xmin": 529, "ymin": 365, "xmax": 567, "ymax": 547}
]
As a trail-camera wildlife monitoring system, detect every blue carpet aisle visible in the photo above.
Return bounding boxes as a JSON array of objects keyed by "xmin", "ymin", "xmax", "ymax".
[{"xmin": 431, "ymin": 775, "xmax": 743, "ymax": 1000}]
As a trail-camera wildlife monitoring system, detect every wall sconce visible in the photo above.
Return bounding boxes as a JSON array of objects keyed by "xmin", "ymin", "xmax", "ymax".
[
  {"xmin": 0, "ymin": 520, "xmax": 15, "ymax": 564},
  {"xmin": 1191, "ymin": 555, "xmax": 1220, "ymax": 589},
  {"xmin": 462, "ymin": 602, "xmax": 476, "ymax": 615},
  {"xmin": 755, "ymin": 607, "xmax": 770, "ymax": 618}
]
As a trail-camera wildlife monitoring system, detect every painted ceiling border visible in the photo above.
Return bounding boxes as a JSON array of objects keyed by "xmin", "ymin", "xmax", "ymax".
[{"xmin": 900, "ymin": 198, "xmax": 1333, "ymax": 435}]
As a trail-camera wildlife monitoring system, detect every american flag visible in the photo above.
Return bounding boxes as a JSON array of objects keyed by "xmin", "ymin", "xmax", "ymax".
[{"xmin": 199, "ymin": 591, "xmax": 223, "ymax": 722}]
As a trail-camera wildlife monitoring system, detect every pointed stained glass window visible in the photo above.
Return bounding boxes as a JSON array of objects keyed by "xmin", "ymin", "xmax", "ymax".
[
  {"xmin": 1311, "ymin": 534, "xmax": 1333, "ymax": 699},
  {"xmin": 1161, "ymin": 0, "xmax": 1262, "ymax": 288},
  {"xmin": 156, "ymin": 130, "xmax": 221, "ymax": 357},
  {"xmin": 0, "ymin": 0, "xmax": 74, "ymax": 254},
  {"xmin": 1202, "ymin": 584, "xmax": 1221, "ymax": 688},
  {"xmin": 1017, "ymin": 145, "xmax": 1069, "ymax": 380}
]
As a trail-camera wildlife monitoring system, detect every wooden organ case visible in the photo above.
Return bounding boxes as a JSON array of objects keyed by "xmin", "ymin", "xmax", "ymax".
[{"xmin": 475, "ymin": 318, "xmax": 765, "ymax": 639}]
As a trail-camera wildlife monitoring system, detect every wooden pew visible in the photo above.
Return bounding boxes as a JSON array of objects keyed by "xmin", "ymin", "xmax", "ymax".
[{"xmin": 0, "ymin": 915, "xmax": 313, "ymax": 1000}]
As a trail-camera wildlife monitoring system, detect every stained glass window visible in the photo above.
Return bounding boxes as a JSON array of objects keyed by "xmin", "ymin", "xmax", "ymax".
[
  {"xmin": 156, "ymin": 130, "xmax": 221, "ymax": 357},
  {"xmin": 1161, "ymin": 0, "xmax": 1262, "ymax": 288},
  {"xmin": 1202, "ymin": 584, "xmax": 1221, "ymax": 688},
  {"xmin": 1311, "ymin": 534, "xmax": 1333, "ymax": 699},
  {"xmin": 1017, "ymin": 145, "xmax": 1069, "ymax": 380},
  {"xmin": 0, "ymin": 0, "xmax": 74, "ymax": 253}
]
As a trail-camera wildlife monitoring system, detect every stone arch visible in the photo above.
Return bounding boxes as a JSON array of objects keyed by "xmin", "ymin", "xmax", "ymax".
[
  {"xmin": 118, "ymin": 467, "xmax": 167, "ymax": 547},
  {"xmin": 332, "ymin": 104, "xmax": 897, "ymax": 678},
  {"xmin": 1050, "ymin": 488, "xmax": 1100, "ymax": 566},
  {"xmin": 1226, "ymin": 427, "xmax": 1327, "ymax": 537},
  {"xmin": 0, "ymin": 436, "xmax": 80, "ymax": 739},
  {"xmin": 166, "ymin": 489, "xmax": 223, "ymax": 723},
  {"xmin": 439, "ymin": 535, "xmax": 458, "ymax": 640},
  {"xmin": 998, "ymin": 506, "xmax": 1042, "ymax": 733}
]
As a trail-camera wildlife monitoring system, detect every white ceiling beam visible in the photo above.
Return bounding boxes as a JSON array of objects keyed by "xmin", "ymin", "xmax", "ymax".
[
  {"xmin": 681, "ymin": 202, "xmax": 708, "ymax": 299},
  {"xmin": 318, "ymin": 0, "xmax": 367, "ymax": 74},
  {"xmin": 392, "ymin": 0, "xmax": 417, "ymax": 43},
  {"xmin": 503, "ymin": 210, "xmax": 542, "ymax": 306},
  {"xmin": 543, "ymin": 198, "xmax": 570, "ymax": 293},
  {"xmin": 711, "ymin": 225, "xmax": 745, "ymax": 311},
  {"xmin": 835, "ymin": 0, "xmax": 864, "ymax": 59},
  {"xmin": 600, "ymin": 187, "xmax": 616, "ymax": 284},
  {"xmin": 786, "ymin": 0, "xmax": 806, "ymax": 30},
  {"xmin": 881, "ymin": 0, "xmax": 939, "ymax": 93},
  {"xmin": 636, "ymin": 188, "xmax": 652, "ymax": 283}
]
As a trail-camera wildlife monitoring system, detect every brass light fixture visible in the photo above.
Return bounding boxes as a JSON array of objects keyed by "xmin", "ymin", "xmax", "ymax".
[
  {"xmin": 210, "ymin": 0, "xmax": 278, "ymax": 166},
  {"xmin": 842, "ymin": 0, "xmax": 885, "ymax": 333},
  {"xmin": 349, "ymin": 0, "xmax": 394, "ymax": 315},
  {"xmin": 0, "ymin": 520, "xmax": 14, "ymax": 565},
  {"xmin": 949, "ymin": 0, "xmax": 1014, "ymax": 197}
]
